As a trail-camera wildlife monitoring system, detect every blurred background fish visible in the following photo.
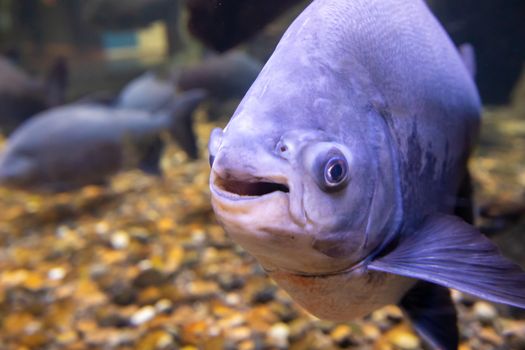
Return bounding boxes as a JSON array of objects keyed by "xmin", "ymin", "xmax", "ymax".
[
  {"xmin": 0, "ymin": 56, "xmax": 68, "ymax": 135},
  {"xmin": 176, "ymin": 51, "xmax": 263, "ymax": 120},
  {"xmin": 0, "ymin": 89, "xmax": 205, "ymax": 192}
]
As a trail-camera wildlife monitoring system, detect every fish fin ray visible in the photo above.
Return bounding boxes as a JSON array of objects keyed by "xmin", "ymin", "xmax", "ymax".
[{"xmin": 368, "ymin": 214, "xmax": 525, "ymax": 309}]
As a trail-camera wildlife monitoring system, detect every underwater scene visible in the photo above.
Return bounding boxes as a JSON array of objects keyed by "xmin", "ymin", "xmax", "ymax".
[{"xmin": 0, "ymin": 1, "xmax": 524, "ymax": 349}]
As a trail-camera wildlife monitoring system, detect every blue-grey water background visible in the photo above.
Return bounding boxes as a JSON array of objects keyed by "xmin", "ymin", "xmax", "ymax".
[{"xmin": 0, "ymin": 1, "xmax": 524, "ymax": 349}]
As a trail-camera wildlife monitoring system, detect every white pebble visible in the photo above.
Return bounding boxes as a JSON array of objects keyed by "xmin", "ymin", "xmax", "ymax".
[
  {"xmin": 474, "ymin": 301, "xmax": 498, "ymax": 322},
  {"xmin": 56, "ymin": 226, "xmax": 71, "ymax": 238},
  {"xmin": 138, "ymin": 259, "xmax": 153, "ymax": 270},
  {"xmin": 48, "ymin": 267, "xmax": 66, "ymax": 281},
  {"xmin": 130, "ymin": 306, "xmax": 156, "ymax": 326},
  {"xmin": 224, "ymin": 293, "xmax": 241, "ymax": 306},
  {"xmin": 110, "ymin": 231, "xmax": 130, "ymax": 249},
  {"xmin": 191, "ymin": 229, "xmax": 206, "ymax": 243},
  {"xmin": 268, "ymin": 323, "xmax": 290, "ymax": 348}
]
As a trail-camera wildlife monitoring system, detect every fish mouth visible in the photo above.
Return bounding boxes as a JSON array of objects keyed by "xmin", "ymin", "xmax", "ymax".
[{"xmin": 212, "ymin": 172, "xmax": 290, "ymax": 200}]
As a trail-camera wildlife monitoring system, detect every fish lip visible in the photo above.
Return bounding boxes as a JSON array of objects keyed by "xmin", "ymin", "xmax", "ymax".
[{"xmin": 210, "ymin": 169, "xmax": 290, "ymax": 202}]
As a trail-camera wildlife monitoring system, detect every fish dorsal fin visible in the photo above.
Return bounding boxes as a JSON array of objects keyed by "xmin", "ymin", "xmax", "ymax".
[
  {"xmin": 400, "ymin": 281, "xmax": 458, "ymax": 350},
  {"xmin": 368, "ymin": 214, "xmax": 525, "ymax": 309},
  {"xmin": 458, "ymin": 43, "xmax": 476, "ymax": 78}
]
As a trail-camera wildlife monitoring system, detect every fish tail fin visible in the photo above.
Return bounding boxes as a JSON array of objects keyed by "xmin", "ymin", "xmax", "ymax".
[
  {"xmin": 45, "ymin": 56, "xmax": 68, "ymax": 106},
  {"xmin": 160, "ymin": 89, "xmax": 207, "ymax": 159}
]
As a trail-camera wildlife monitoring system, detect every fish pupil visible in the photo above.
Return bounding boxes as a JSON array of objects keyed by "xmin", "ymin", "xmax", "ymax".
[{"xmin": 329, "ymin": 163, "xmax": 343, "ymax": 181}]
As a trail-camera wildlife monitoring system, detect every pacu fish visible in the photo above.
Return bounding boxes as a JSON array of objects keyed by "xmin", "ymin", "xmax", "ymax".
[
  {"xmin": 177, "ymin": 51, "xmax": 262, "ymax": 101},
  {"xmin": 0, "ymin": 89, "xmax": 205, "ymax": 192},
  {"xmin": 208, "ymin": 0, "xmax": 525, "ymax": 349}
]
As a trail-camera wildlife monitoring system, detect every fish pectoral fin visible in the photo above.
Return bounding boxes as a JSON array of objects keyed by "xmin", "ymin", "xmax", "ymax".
[
  {"xmin": 400, "ymin": 281, "xmax": 458, "ymax": 350},
  {"xmin": 368, "ymin": 214, "xmax": 525, "ymax": 309}
]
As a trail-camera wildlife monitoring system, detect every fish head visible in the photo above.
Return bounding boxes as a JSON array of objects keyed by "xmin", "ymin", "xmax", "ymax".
[
  {"xmin": 0, "ymin": 151, "xmax": 37, "ymax": 189},
  {"xmin": 208, "ymin": 26, "xmax": 404, "ymax": 275},
  {"xmin": 209, "ymin": 72, "xmax": 401, "ymax": 276}
]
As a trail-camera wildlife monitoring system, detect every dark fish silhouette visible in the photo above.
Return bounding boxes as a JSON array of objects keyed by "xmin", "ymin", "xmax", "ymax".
[
  {"xmin": 0, "ymin": 56, "xmax": 68, "ymax": 135},
  {"xmin": 177, "ymin": 51, "xmax": 263, "ymax": 101},
  {"xmin": 208, "ymin": 1, "xmax": 525, "ymax": 349},
  {"xmin": 0, "ymin": 90, "xmax": 205, "ymax": 193},
  {"xmin": 186, "ymin": 0, "xmax": 304, "ymax": 51}
]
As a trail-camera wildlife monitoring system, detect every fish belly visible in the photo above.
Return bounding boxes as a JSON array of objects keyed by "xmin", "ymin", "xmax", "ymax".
[{"xmin": 269, "ymin": 269, "xmax": 415, "ymax": 321}]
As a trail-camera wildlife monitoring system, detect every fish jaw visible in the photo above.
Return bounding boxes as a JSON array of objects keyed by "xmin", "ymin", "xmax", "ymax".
[
  {"xmin": 210, "ymin": 164, "xmax": 359, "ymax": 275},
  {"xmin": 208, "ymin": 122, "xmax": 387, "ymax": 276}
]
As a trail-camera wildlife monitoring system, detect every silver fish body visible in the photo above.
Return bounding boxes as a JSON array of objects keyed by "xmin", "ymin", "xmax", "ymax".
[{"xmin": 209, "ymin": 0, "xmax": 525, "ymax": 348}]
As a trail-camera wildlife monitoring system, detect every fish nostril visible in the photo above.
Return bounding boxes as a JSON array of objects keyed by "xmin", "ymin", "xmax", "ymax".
[
  {"xmin": 209, "ymin": 154, "xmax": 215, "ymax": 167},
  {"xmin": 276, "ymin": 140, "xmax": 291, "ymax": 158}
]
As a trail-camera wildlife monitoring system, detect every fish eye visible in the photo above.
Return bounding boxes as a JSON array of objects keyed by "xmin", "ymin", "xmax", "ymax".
[
  {"xmin": 310, "ymin": 147, "xmax": 350, "ymax": 192},
  {"xmin": 324, "ymin": 157, "xmax": 348, "ymax": 188}
]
